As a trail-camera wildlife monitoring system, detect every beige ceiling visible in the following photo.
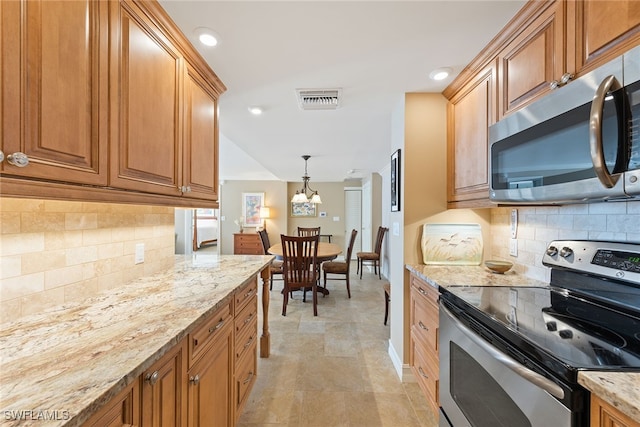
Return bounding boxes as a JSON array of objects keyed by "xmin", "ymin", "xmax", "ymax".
[{"xmin": 159, "ymin": 0, "xmax": 526, "ymax": 182}]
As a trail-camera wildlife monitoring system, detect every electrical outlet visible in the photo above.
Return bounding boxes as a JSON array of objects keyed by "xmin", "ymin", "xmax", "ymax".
[
  {"xmin": 509, "ymin": 289, "xmax": 518, "ymax": 307},
  {"xmin": 135, "ymin": 243, "xmax": 145, "ymax": 264},
  {"xmin": 509, "ymin": 238, "xmax": 518, "ymax": 257}
]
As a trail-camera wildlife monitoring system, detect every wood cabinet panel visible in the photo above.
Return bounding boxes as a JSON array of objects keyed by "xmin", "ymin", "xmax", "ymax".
[
  {"xmin": 83, "ymin": 378, "xmax": 141, "ymax": 426},
  {"xmin": 189, "ymin": 300, "xmax": 233, "ymax": 367},
  {"xmin": 591, "ymin": 395, "xmax": 640, "ymax": 427},
  {"xmin": 183, "ymin": 65, "xmax": 219, "ymax": 200},
  {"xmin": 110, "ymin": 0, "xmax": 182, "ymax": 196},
  {"xmin": 447, "ymin": 64, "xmax": 495, "ymax": 207},
  {"xmin": 498, "ymin": 0, "xmax": 566, "ymax": 117},
  {"xmin": 576, "ymin": 0, "xmax": 640, "ymax": 73},
  {"xmin": 409, "ymin": 273, "xmax": 440, "ymax": 419},
  {"xmin": 141, "ymin": 340, "xmax": 186, "ymax": 427},
  {"xmin": 187, "ymin": 319, "xmax": 234, "ymax": 427},
  {"xmin": 1, "ymin": 0, "xmax": 108, "ymax": 185}
]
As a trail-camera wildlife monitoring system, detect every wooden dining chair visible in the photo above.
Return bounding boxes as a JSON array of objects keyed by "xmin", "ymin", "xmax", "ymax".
[
  {"xmin": 357, "ymin": 226, "xmax": 388, "ymax": 279},
  {"xmin": 280, "ymin": 234, "xmax": 320, "ymax": 316},
  {"xmin": 258, "ymin": 229, "xmax": 283, "ymax": 290},
  {"xmin": 297, "ymin": 226, "xmax": 321, "ymax": 237},
  {"xmin": 322, "ymin": 229, "xmax": 358, "ymax": 298}
]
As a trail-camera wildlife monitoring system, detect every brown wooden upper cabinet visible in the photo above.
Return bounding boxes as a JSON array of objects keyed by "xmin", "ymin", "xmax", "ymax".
[
  {"xmin": 0, "ymin": 0, "xmax": 224, "ymax": 207},
  {"xmin": 497, "ymin": 1, "xmax": 567, "ymax": 118},
  {"xmin": 444, "ymin": 0, "xmax": 640, "ymax": 208},
  {"xmin": 0, "ymin": 0, "xmax": 109, "ymax": 185},
  {"xmin": 447, "ymin": 63, "xmax": 496, "ymax": 207},
  {"xmin": 110, "ymin": 0, "xmax": 220, "ymax": 201}
]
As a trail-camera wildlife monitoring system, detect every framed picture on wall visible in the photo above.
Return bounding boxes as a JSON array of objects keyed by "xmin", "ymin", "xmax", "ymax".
[
  {"xmin": 291, "ymin": 202, "xmax": 317, "ymax": 217},
  {"xmin": 242, "ymin": 192, "xmax": 265, "ymax": 227},
  {"xmin": 391, "ymin": 149, "xmax": 401, "ymax": 211}
]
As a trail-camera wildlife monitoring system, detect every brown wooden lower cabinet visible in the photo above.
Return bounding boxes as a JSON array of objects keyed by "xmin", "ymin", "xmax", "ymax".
[
  {"xmin": 591, "ymin": 395, "xmax": 640, "ymax": 427},
  {"xmin": 142, "ymin": 340, "xmax": 187, "ymax": 426},
  {"xmin": 409, "ymin": 272, "xmax": 440, "ymax": 418},
  {"xmin": 82, "ymin": 378, "xmax": 141, "ymax": 426},
  {"xmin": 81, "ymin": 279, "xmax": 260, "ymax": 427}
]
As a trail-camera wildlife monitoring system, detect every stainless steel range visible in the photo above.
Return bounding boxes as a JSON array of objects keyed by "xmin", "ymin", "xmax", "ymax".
[{"xmin": 439, "ymin": 240, "xmax": 640, "ymax": 427}]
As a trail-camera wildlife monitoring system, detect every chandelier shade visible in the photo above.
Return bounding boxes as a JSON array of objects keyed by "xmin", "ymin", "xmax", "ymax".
[{"xmin": 291, "ymin": 155, "xmax": 322, "ymax": 204}]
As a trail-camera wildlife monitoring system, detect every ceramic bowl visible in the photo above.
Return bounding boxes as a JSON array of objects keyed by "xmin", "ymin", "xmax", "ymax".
[{"xmin": 484, "ymin": 260, "xmax": 513, "ymax": 274}]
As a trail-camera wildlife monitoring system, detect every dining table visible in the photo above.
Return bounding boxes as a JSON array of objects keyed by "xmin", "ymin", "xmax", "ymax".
[{"xmin": 267, "ymin": 241, "xmax": 342, "ymax": 295}]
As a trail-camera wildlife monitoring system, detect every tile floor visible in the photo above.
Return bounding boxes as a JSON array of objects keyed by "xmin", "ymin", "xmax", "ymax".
[{"xmin": 236, "ymin": 263, "xmax": 439, "ymax": 427}]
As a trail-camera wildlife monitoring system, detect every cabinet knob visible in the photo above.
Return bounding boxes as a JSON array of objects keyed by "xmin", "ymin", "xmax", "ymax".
[
  {"xmin": 145, "ymin": 371, "xmax": 159, "ymax": 386},
  {"xmin": 559, "ymin": 72, "xmax": 574, "ymax": 85},
  {"xmin": 0, "ymin": 150, "xmax": 4, "ymax": 163},
  {"xmin": 6, "ymin": 152, "xmax": 29, "ymax": 167},
  {"xmin": 190, "ymin": 375, "xmax": 200, "ymax": 385},
  {"xmin": 549, "ymin": 80, "xmax": 560, "ymax": 90}
]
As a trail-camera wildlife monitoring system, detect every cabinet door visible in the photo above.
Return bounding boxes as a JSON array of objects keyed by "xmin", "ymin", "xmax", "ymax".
[
  {"xmin": 183, "ymin": 65, "xmax": 219, "ymax": 201},
  {"xmin": 498, "ymin": 0, "xmax": 566, "ymax": 118},
  {"xmin": 141, "ymin": 341, "xmax": 186, "ymax": 427},
  {"xmin": 0, "ymin": 0, "xmax": 108, "ymax": 185},
  {"xmin": 447, "ymin": 64, "xmax": 495, "ymax": 207},
  {"xmin": 591, "ymin": 395, "xmax": 640, "ymax": 427},
  {"xmin": 187, "ymin": 321, "xmax": 233, "ymax": 427},
  {"xmin": 576, "ymin": 0, "xmax": 640, "ymax": 74},
  {"xmin": 83, "ymin": 378, "xmax": 141, "ymax": 426},
  {"xmin": 110, "ymin": 0, "xmax": 182, "ymax": 196}
]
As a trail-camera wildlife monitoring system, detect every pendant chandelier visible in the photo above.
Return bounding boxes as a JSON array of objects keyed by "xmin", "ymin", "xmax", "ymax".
[{"xmin": 291, "ymin": 155, "xmax": 322, "ymax": 204}]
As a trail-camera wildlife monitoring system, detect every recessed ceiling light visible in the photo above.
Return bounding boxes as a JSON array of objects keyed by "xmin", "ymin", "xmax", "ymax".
[
  {"xmin": 429, "ymin": 67, "xmax": 453, "ymax": 81},
  {"xmin": 248, "ymin": 106, "xmax": 263, "ymax": 115},
  {"xmin": 194, "ymin": 27, "xmax": 219, "ymax": 47}
]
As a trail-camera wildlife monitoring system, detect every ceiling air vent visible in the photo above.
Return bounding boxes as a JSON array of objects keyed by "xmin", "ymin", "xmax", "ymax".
[{"xmin": 296, "ymin": 88, "xmax": 342, "ymax": 110}]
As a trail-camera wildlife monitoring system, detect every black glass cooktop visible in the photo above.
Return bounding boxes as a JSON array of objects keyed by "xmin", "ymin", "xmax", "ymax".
[{"xmin": 441, "ymin": 282, "xmax": 640, "ymax": 381}]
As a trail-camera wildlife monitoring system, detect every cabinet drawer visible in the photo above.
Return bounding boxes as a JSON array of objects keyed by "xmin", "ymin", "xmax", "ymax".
[
  {"xmin": 235, "ymin": 340, "xmax": 257, "ymax": 414},
  {"xmin": 235, "ymin": 296, "xmax": 257, "ymax": 336},
  {"xmin": 411, "ymin": 335, "xmax": 439, "ymax": 413},
  {"xmin": 235, "ymin": 278, "xmax": 258, "ymax": 313},
  {"xmin": 410, "ymin": 275, "xmax": 439, "ymax": 305},
  {"xmin": 189, "ymin": 300, "xmax": 233, "ymax": 366},
  {"xmin": 411, "ymin": 290, "xmax": 439, "ymax": 353},
  {"xmin": 235, "ymin": 315, "xmax": 258, "ymax": 362}
]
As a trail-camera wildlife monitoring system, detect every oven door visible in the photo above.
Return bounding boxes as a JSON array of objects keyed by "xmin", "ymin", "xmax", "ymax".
[{"xmin": 439, "ymin": 302, "xmax": 572, "ymax": 427}]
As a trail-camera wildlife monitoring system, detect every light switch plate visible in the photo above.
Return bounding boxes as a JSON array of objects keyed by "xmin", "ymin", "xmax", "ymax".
[
  {"xmin": 510, "ymin": 209, "xmax": 518, "ymax": 238},
  {"xmin": 509, "ymin": 238, "xmax": 518, "ymax": 257},
  {"xmin": 135, "ymin": 243, "xmax": 145, "ymax": 264}
]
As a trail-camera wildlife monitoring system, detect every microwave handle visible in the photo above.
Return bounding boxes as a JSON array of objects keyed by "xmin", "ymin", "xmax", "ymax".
[
  {"xmin": 441, "ymin": 303, "xmax": 565, "ymax": 400},
  {"xmin": 589, "ymin": 75, "xmax": 622, "ymax": 188}
]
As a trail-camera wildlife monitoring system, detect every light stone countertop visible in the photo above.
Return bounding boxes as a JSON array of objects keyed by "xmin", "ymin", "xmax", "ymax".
[
  {"xmin": 405, "ymin": 263, "xmax": 640, "ymax": 423},
  {"xmin": 0, "ymin": 254, "xmax": 273, "ymax": 427}
]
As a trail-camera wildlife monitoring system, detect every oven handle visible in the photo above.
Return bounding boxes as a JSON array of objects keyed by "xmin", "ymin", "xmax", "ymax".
[{"xmin": 441, "ymin": 304, "xmax": 565, "ymax": 400}]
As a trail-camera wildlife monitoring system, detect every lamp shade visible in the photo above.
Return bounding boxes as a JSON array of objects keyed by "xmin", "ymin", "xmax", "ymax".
[{"xmin": 259, "ymin": 207, "xmax": 270, "ymax": 219}]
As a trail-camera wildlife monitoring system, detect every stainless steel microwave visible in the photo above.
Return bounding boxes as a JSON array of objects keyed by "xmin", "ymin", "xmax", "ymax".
[{"xmin": 489, "ymin": 45, "xmax": 640, "ymax": 204}]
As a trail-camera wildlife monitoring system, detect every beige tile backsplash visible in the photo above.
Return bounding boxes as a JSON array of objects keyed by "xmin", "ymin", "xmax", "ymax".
[
  {"xmin": 0, "ymin": 198, "xmax": 175, "ymax": 322},
  {"xmin": 490, "ymin": 201, "xmax": 640, "ymax": 282}
]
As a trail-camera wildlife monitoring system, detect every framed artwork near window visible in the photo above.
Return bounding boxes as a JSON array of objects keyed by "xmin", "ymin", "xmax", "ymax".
[
  {"xmin": 242, "ymin": 192, "xmax": 264, "ymax": 227},
  {"xmin": 291, "ymin": 202, "xmax": 317, "ymax": 217},
  {"xmin": 391, "ymin": 149, "xmax": 401, "ymax": 211}
]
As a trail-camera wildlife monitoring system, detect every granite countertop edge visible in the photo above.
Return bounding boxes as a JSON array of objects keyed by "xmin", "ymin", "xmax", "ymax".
[
  {"xmin": 0, "ymin": 254, "xmax": 273, "ymax": 427},
  {"xmin": 405, "ymin": 263, "xmax": 640, "ymax": 423}
]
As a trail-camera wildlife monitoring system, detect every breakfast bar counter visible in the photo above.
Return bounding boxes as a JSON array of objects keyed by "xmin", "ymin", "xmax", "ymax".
[{"xmin": 0, "ymin": 254, "xmax": 273, "ymax": 426}]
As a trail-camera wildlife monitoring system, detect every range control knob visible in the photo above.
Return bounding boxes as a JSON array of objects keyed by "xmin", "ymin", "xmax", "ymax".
[
  {"xmin": 546, "ymin": 321, "xmax": 557, "ymax": 331},
  {"xmin": 546, "ymin": 246, "xmax": 558, "ymax": 257},
  {"xmin": 560, "ymin": 247, "xmax": 573, "ymax": 258},
  {"xmin": 559, "ymin": 330, "xmax": 573, "ymax": 339}
]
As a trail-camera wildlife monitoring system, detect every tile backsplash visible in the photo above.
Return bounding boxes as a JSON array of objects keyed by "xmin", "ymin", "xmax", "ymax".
[
  {"xmin": 490, "ymin": 201, "xmax": 640, "ymax": 282},
  {"xmin": 0, "ymin": 198, "xmax": 175, "ymax": 322}
]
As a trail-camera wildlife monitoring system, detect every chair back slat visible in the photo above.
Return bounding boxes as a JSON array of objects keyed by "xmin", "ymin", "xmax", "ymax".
[
  {"xmin": 345, "ymin": 229, "xmax": 358, "ymax": 263},
  {"xmin": 281, "ymin": 234, "xmax": 319, "ymax": 287},
  {"xmin": 297, "ymin": 226, "xmax": 321, "ymax": 237},
  {"xmin": 374, "ymin": 226, "xmax": 388, "ymax": 254},
  {"xmin": 258, "ymin": 229, "xmax": 271, "ymax": 255}
]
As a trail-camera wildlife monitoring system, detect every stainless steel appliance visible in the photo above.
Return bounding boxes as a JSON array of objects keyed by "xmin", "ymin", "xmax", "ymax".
[
  {"xmin": 439, "ymin": 240, "xmax": 640, "ymax": 427},
  {"xmin": 489, "ymin": 45, "xmax": 640, "ymax": 204}
]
